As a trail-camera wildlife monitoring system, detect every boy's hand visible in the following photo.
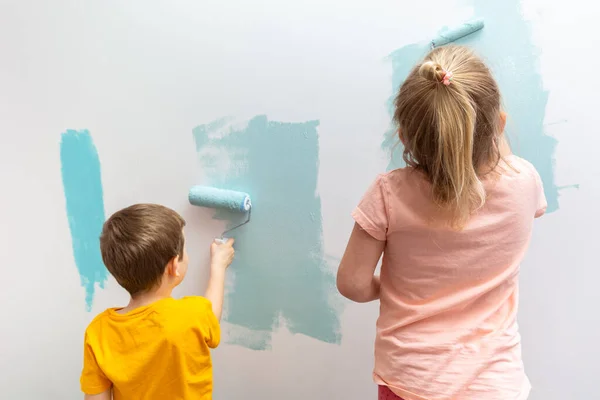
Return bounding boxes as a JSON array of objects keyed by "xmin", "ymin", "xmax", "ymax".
[{"xmin": 210, "ymin": 238, "xmax": 235, "ymax": 271}]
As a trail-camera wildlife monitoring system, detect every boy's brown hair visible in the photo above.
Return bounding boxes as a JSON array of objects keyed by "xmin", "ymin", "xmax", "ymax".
[{"xmin": 100, "ymin": 204, "xmax": 186, "ymax": 297}]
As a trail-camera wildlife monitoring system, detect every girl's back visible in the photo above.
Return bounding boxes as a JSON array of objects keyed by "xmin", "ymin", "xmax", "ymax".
[
  {"xmin": 355, "ymin": 155, "xmax": 545, "ymax": 399},
  {"xmin": 337, "ymin": 45, "xmax": 546, "ymax": 400}
]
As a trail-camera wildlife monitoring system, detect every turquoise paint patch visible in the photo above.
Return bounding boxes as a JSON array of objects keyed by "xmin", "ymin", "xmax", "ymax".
[
  {"xmin": 193, "ymin": 116, "xmax": 342, "ymax": 350},
  {"xmin": 383, "ymin": 43, "xmax": 429, "ymax": 170},
  {"xmin": 225, "ymin": 325, "xmax": 273, "ymax": 351},
  {"xmin": 384, "ymin": 0, "xmax": 563, "ymax": 212},
  {"xmin": 60, "ymin": 130, "xmax": 108, "ymax": 311}
]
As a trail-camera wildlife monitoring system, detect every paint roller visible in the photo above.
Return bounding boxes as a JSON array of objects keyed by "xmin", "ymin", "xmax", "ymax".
[
  {"xmin": 431, "ymin": 18, "xmax": 484, "ymax": 48},
  {"xmin": 188, "ymin": 186, "xmax": 252, "ymax": 243}
]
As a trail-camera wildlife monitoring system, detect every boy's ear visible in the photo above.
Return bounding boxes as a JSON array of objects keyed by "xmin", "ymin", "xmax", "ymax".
[{"xmin": 166, "ymin": 256, "xmax": 181, "ymax": 277}]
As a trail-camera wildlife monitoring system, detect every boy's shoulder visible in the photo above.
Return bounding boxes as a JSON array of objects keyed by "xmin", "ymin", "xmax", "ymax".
[
  {"xmin": 84, "ymin": 309, "xmax": 111, "ymax": 337},
  {"xmin": 174, "ymin": 296, "xmax": 214, "ymax": 315},
  {"xmin": 86, "ymin": 297, "xmax": 214, "ymax": 325},
  {"xmin": 84, "ymin": 297, "xmax": 220, "ymax": 351},
  {"xmin": 171, "ymin": 296, "xmax": 218, "ymax": 326}
]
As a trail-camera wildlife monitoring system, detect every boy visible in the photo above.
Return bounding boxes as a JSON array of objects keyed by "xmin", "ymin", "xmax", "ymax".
[{"xmin": 80, "ymin": 204, "xmax": 235, "ymax": 400}]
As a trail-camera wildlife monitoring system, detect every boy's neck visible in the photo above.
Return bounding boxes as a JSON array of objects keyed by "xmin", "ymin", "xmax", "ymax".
[{"xmin": 120, "ymin": 287, "xmax": 173, "ymax": 313}]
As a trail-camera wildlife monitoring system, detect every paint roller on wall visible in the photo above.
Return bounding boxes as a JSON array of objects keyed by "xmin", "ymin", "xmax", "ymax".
[
  {"xmin": 186, "ymin": 20, "xmax": 483, "ymax": 243},
  {"xmin": 431, "ymin": 18, "xmax": 484, "ymax": 48},
  {"xmin": 189, "ymin": 186, "xmax": 252, "ymax": 243}
]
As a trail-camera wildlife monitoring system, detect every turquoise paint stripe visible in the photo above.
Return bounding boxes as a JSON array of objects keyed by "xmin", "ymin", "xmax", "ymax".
[
  {"xmin": 383, "ymin": 0, "xmax": 566, "ymax": 212},
  {"xmin": 383, "ymin": 44, "xmax": 426, "ymax": 171},
  {"xmin": 193, "ymin": 116, "xmax": 342, "ymax": 350},
  {"xmin": 60, "ymin": 130, "xmax": 108, "ymax": 311}
]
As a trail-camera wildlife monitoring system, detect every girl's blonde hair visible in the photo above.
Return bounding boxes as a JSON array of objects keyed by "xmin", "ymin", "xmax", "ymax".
[{"xmin": 393, "ymin": 45, "xmax": 503, "ymax": 228}]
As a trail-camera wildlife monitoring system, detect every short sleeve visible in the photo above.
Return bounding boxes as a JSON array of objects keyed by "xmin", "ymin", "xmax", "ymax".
[
  {"xmin": 352, "ymin": 174, "xmax": 389, "ymax": 241},
  {"xmin": 202, "ymin": 298, "xmax": 221, "ymax": 348},
  {"xmin": 80, "ymin": 332, "xmax": 111, "ymax": 395},
  {"xmin": 534, "ymin": 170, "xmax": 547, "ymax": 218},
  {"xmin": 183, "ymin": 296, "xmax": 221, "ymax": 349}
]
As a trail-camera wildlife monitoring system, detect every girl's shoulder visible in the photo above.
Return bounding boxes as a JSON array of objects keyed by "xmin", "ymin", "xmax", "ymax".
[
  {"xmin": 498, "ymin": 154, "xmax": 542, "ymax": 182},
  {"xmin": 379, "ymin": 166, "xmax": 426, "ymax": 183},
  {"xmin": 377, "ymin": 167, "xmax": 432, "ymax": 196}
]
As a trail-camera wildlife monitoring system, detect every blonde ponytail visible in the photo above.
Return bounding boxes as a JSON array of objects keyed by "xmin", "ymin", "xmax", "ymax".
[{"xmin": 394, "ymin": 46, "xmax": 501, "ymax": 228}]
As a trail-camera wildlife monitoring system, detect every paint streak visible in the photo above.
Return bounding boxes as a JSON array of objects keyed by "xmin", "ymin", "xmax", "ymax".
[
  {"xmin": 383, "ymin": 43, "xmax": 426, "ymax": 171},
  {"xmin": 225, "ymin": 324, "xmax": 274, "ymax": 351},
  {"xmin": 60, "ymin": 130, "xmax": 108, "ymax": 311},
  {"xmin": 193, "ymin": 115, "xmax": 342, "ymax": 350},
  {"xmin": 383, "ymin": 0, "xmax": 566, "ymax": 212}
]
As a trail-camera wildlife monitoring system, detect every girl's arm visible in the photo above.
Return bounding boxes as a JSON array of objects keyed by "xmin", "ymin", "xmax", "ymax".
[{"xmin": 337, "ymin": 223, "xmax": 385, "ymax": 303}]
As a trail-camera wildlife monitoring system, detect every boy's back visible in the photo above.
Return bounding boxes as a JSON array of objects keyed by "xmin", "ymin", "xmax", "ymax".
[
  {"xmin": 81, "ymin": 296, "xmax": 219, "ymax": 399},
  {"xmin": 80, "ymin": 204, "xmax": 235, "ymax": 400}
]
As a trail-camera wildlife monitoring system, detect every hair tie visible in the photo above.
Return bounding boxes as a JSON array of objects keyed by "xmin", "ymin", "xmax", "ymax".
[{"xmin": 442, "ymin": 70, "xmax": 453, "ymax": 86}]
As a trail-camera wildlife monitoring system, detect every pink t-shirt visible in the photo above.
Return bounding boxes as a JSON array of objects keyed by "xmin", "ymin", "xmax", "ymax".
[{"xmin": 352, "ymin": 155, "xmax": 546, "ymax": 400}]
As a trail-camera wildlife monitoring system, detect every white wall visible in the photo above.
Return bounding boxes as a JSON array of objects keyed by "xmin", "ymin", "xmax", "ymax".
[{"xmin": 0, "ymin": 0, "xmax": 597, "ymax": 399}]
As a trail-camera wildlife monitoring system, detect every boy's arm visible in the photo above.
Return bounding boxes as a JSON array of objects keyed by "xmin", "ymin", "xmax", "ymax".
[
  {"xmin": 204, "ymin": 239, "xmax": 235, "ymax": 320},
  {"xmin": 81, "ymin": 332, "xmax": 112, "ymax": 397},
  {"xmin": 84, "ymin": 389, "xmax": 111, "ymax": 400},
  {"xmin": 204, "ymin": 269, "xmax": 226, "ymax": 320}
]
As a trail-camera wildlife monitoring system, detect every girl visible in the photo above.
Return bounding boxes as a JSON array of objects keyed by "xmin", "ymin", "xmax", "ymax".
[{"xmin": 337, "ymin": 45, "xmax": 546, "ymax": 400}]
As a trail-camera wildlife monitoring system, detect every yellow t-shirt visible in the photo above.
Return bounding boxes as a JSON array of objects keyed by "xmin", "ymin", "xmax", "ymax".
[{"xmin": 80, "ymin": 296, "xmax": 220, "ymax": 399}]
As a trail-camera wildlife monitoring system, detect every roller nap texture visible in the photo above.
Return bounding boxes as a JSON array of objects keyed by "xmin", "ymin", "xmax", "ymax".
[
  {"xmin": 431, "ymin": 18, "xmax": 484, "ymax": 48},
  {"xmin": 188, "ymin": 186, "xmax": 251, "ymax": 213}
]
